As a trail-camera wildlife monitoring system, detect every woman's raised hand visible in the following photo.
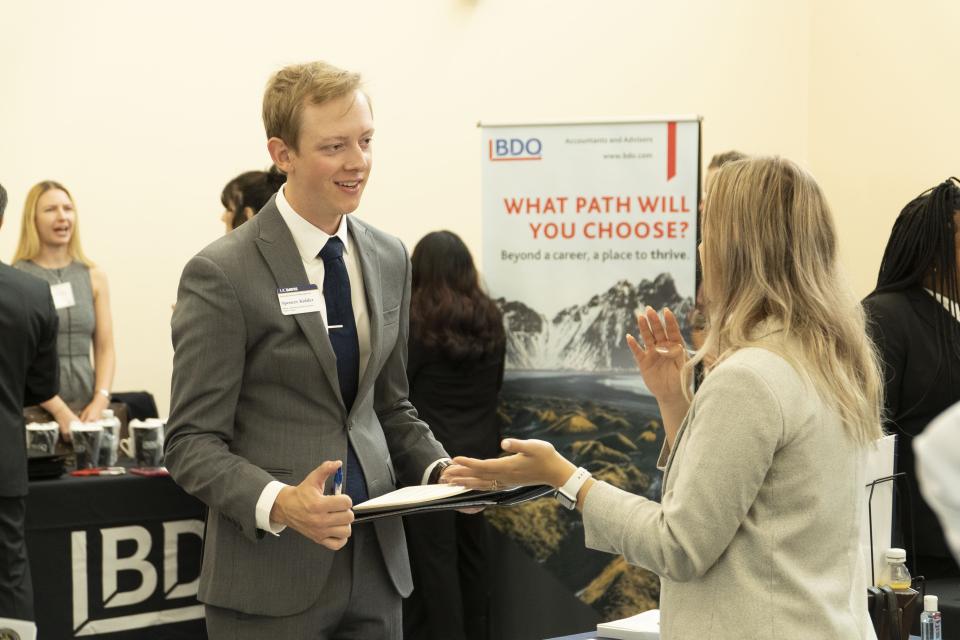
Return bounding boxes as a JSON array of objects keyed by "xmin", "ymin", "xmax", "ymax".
[{"xmin": 625, "ymin": 306, "xmax": 688, "ymax": 403}]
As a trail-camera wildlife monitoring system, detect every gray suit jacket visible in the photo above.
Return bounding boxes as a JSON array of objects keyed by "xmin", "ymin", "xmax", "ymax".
[
  {"xmin": 582, "ymin": 347, "xmax": 876, "ymax": 639},
  {"xmin": 165, "ymin": 199, "xmax": 447, "ymax": 616}
]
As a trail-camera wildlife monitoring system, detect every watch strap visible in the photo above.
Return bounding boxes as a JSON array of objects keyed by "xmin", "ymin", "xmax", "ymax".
[
  {"xmin": 556, "ymin": 467, "xmax": 591, "ymax": 509},
  {"xmin": 428, "ymin": 459, "xmax": 452, "ymax": 485}
]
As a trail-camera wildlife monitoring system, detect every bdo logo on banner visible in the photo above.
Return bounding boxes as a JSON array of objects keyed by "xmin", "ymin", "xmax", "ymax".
[{"xmin": 488, "ymin": 137, "xmax": 543, "ymax": 162}]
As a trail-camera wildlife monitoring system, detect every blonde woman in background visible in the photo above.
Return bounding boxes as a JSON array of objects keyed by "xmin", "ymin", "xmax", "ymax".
[
  {"xmin": 448, "ymin": 157, "xmax": 883, "ymax": 639},
  {"xmin": 13, "ymin": 181, "xmax": 115, "ymax": 440}
]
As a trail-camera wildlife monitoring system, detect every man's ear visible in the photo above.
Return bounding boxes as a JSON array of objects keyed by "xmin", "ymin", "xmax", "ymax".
[
  {"xmin": 267, "ymin": 137, "xmax": 294, "ymax": 174},
  {"xmin": 243, "ymin": 206, "xmax": 256, "ymax": 221}
]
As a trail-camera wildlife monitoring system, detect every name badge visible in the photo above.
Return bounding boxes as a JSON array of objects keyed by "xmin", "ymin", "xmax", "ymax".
[
  {"xmin": 50, "ymin": 282, "xmax": 76, "ymax": 310},
  {"xmin": 277, "ymin": 285, "xmax": 323, "ymax": 316}
]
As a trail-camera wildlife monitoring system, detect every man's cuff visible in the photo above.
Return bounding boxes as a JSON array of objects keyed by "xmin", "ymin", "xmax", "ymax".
[
  {"xmin": 256, "ymin": 480, "xmax": 289, "ymax": 535},
  {"xmin": 421, "ymin": 458, "xmax": 452, "ymax": 485}
]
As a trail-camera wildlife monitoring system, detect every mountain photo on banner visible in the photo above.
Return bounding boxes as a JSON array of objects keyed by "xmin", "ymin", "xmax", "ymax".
[{"xmin": 486, "ymin": 274, "xmax": 693, "ymax": 620}]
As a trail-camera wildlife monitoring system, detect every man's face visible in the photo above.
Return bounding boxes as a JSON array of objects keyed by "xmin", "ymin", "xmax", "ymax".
[
  {"xmin": 35, "ymin": 189, "xmax": 75, "ymax": 247},
  {"xmin": 282, "ymin": 90, "xmax": 374, "ymax": 219}
]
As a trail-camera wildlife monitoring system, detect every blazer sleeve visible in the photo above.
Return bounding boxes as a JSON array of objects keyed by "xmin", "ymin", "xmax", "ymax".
[
  {"xmin": 24, "ymin": 286, "xmax": 60, "ymax": 406},
  {"xmin": 863, "ymin": 296, "xmax": 905, "ymax": 422},
  {"xmin": 581, "ymin": 361, "xmax": 783, "ymax": 581},
  {"xmin": 374, "ymin": 241, "xmax": 448, "ymax": 485},
  {"xmin": 164, "ymin": 254, "xmax": 277, "ymax": 542},
  {"xmin": 23, "ymin": 284, "xmax": 60, "ymax": 407}
]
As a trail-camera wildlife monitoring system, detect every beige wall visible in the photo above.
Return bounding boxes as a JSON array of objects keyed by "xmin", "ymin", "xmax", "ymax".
[
  {"xmin": 2, "ymin": 0, "xmax": 950, "ymax": 415},
  {"xmin": 809, "ymin": 0, "xmax": 960, "ymax": 294}
]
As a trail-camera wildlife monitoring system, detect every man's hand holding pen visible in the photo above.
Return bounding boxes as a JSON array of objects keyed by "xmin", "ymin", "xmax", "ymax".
[{"xmin": 270, "ymin": 460, "xmax": 354, "ymax": 550}]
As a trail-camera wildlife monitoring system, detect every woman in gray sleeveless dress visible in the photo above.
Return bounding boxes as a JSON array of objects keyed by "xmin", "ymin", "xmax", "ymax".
[{"xmin": 12, "ymin": 181, "xmax": 116, "ymax": 440}]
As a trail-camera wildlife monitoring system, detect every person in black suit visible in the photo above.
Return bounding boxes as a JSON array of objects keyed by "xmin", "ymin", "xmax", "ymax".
[
  {"xmin": 863, "ymin": 177, "xmax": 960, "ymax": 580},
  {"xmin": 0, "ymin": 181, "xmax": 60, "ymax": 619},
  {"xmin": 402, "ymin": 231, "xmax": 506, "ymax": 640}
]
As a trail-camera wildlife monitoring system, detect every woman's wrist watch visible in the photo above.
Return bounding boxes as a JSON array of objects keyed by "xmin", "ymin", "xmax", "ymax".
[
  {"xmin": 98, "ymin": 388, "xmax": 110, "ymax": 400},
  {"xmin": 555, "ymin": 467, "xmax": 591, "ymax": 510}
]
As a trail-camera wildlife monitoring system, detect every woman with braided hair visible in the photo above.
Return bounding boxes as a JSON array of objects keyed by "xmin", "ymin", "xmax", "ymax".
[{"xmin": 864, "ymin": 177, "xmax": 960, "ymax": 580}]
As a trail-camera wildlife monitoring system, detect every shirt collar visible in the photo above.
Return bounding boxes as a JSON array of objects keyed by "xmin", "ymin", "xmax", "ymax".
[
  {"xmin": 924, "ymin": 288, "xmax": 960, "ymax": 323},
  {"xmin": 275, "ymin": 186, "xmax": 351, "ymax": 262}
]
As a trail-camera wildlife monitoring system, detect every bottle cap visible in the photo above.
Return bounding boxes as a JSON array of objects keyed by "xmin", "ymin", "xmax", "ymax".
[
  {"xmin": 925, "ymin": 595, "xmax": 938, "ymax": 612},
  {"xmin": 884, "ymin": 548, "xmax": 906, "ymax": 563},
  {"xmin": 102, "ymin": 409, "xmax": 114, "ymax": 419}
]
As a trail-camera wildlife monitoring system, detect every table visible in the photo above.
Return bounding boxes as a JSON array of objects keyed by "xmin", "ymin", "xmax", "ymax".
[
  {"xmin": 26, "ymin": 469, "xmax": 207, "ymax": 639},
  {"xmin": 547, "ymin": 632, "xmax": 923, "ymax": 640}
]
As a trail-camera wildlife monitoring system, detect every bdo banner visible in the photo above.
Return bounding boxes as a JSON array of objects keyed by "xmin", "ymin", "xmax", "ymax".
[{"xmin": 481, "ymin": 117, "xmax": 701, "ymax": 620}]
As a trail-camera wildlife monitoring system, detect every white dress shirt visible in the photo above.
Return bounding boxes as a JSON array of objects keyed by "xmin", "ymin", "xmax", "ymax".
[
  {"xmin": 256, "ymin": 187, "xmax": 370, "ymax": 534},
  {"xmin": 924, "ymin": 288, "xmax": 960, "ymax": 322},
  {"xmin": 255, "ymin": 189, "xmax": 447, "ymax": 534}
]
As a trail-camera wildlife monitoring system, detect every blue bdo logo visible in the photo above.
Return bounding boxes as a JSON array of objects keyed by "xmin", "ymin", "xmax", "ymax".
[{"xmin": 489, "ymin": 138, "xmax": 543, "ymax": 162}]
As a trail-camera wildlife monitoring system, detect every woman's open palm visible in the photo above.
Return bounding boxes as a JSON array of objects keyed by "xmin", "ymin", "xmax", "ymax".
[{"xmin": 625, "ymin": 306, "xmax": 688, "ymax": 403}]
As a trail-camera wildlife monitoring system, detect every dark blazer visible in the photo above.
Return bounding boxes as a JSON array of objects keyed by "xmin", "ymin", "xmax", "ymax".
[
  {"xmin": 864, "ymin": 287, "xmax": 960, "ymax": 573},
  {"xmin": 164, "ymin": 200, "xmax": 448, "ymax": 616},
  {"xmin": 0, "ymin": 263, "xmax": 59, "ymax": 497},
  {"xmin": 407, "ymin": 340, "xmax": 505, "ymax": 459}
]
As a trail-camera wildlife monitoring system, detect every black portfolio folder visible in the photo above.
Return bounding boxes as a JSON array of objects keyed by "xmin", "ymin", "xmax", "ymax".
[{"xmin": 353, "ymin": 484, "xmax": 555, "ymax": 523}]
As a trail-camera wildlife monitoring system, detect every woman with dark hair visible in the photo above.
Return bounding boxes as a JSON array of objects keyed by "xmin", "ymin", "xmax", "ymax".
[
  {"xmin": 864, "ymin": 177, "xmax": 960, "ymax": 580},
  {"xmin": 402, "ymin": 231, "xmax": 506, "ymax": 640},
  {"xmin": 218, "ymin": 165, "xmax": 286, "ymax": 233}
]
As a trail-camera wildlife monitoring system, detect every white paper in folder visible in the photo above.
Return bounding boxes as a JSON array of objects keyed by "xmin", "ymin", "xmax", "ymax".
[
  {"xmin": 596, "ymin": 608, "xmax": 659, "ymax": 639},
  {"xmin": 861, "ymin": 434, "xmax": 896, "ymax": 584}
]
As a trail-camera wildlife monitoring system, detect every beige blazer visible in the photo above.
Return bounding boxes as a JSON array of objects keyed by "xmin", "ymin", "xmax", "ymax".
[{"xmin": 583, "ymin": 347, "xmax": 876, "ymax": 639}]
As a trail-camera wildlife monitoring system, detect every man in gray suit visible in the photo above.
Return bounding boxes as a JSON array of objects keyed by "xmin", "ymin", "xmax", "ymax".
[{"xmin": 165, "ymin": 62, "xmax": 453, "ymax": 638}]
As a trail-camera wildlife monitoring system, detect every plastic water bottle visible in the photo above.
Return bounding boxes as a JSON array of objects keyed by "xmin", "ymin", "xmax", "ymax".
[
  {"xmin": 99, "ymin": 409, "xmax": 121, "ymax": 467},
  {"xmin": 880, "ymin": 548, "xmax": 912, "ymax": 591},
  {"xmin": 921, "ymin": 595, "xmax": 942, "ymax": 640}
]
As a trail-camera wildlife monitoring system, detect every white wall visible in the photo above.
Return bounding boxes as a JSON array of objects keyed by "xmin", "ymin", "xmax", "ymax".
[{"xmin": 5, "ymin": 0, "xmax": 904, "ymax": 416}]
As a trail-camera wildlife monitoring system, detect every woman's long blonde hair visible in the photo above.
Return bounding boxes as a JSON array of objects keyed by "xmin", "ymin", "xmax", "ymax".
[
  {"xmin": 685, "ymin": 156, "xmax": 883, "ymax": 444},
  {"xmin": 12, "ymin": 181, "xmax": 94, "ymax": 266}
]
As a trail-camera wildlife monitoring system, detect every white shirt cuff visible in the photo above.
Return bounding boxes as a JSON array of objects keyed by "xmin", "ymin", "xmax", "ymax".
[
  {"xmin": 256, "ymin": 480, "xmax": 289, "ymax": 535},
  {"xmin": 421, "ymin": 458, "xmax": 452, "ymax": 485}
]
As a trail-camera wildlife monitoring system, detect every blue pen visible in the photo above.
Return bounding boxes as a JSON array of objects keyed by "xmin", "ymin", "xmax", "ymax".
[{"xmin": 334, "ymin": 466, "xmax": 343, "ymax": 495}]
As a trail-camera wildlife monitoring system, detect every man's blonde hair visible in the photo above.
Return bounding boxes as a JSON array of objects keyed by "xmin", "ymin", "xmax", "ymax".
[
  {"xmin": 12, "ymin": 181, "xmax": 94, "ymax": 267},
  {"xmin": 688, "ymin": 156, "xmax": 883, "ymax": 445},
  {"xmin": 262, "ymin": 61, "xmax": 363, "ymax": 151}
]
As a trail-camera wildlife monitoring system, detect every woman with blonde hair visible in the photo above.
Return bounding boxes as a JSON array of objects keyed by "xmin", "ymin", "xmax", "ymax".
[
  {"xmin": 448, "ymin": 157, "xmax": 883, "ymax": 638},
  {"xmin": 13, "ymin": 181, "xmax": 115, "ymax": 440}
]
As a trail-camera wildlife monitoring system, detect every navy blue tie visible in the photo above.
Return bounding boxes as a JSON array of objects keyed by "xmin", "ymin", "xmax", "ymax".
[{"xmin": 318, "ymin": 236, "xmax": 368, "ymax": 503}]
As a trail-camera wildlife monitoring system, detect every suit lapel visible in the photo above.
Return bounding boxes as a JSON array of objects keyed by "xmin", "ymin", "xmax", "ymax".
[
  {"xmin": 350, "ymin": 219, "xmax": 383, "ymax": 413},
  {"xmin": 660, "ymin": 411, "xmax": 691, "ymax": 497},
  {"xmin": 254, "ymin": 202, "xmax": 345, "ymax": 410}
]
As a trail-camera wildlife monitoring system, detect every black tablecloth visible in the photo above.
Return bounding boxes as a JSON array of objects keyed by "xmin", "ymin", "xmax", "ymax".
[{"xmin": 26, "ymin": 469, "xmax": 207, "ymax": 639}]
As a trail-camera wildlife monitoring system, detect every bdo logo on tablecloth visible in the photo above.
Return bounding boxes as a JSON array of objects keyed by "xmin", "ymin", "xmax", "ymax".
[{"xmin": 70, "ymin": 519, "xmax": 204, "ymax": 636}]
